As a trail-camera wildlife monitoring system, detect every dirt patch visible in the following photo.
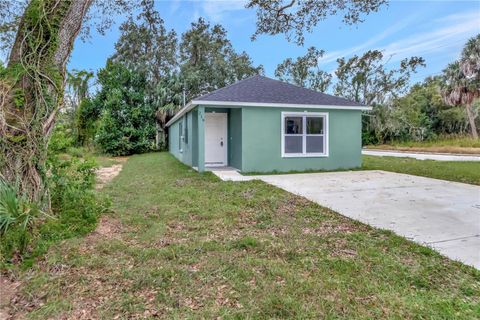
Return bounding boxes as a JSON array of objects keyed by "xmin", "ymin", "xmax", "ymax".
[
  {"xmin": 95, "ymin": 157, "xmax": 127, "ymax": 190},
  {"xmin": 0, "ymin": 275, "xmax": 20, "ymax": 320}
]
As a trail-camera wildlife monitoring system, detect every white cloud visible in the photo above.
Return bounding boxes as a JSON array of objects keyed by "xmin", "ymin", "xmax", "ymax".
[
  {"xmin": 196, "ymin": 0, "xmax": 248, "ymax": 22},
  {"xmin": 319, "ymin": 12, "xmax": 420, "ymax": 64},
  {"xmin": 319, "ymin": 10, "xmax": 480, "ymax": 66}
]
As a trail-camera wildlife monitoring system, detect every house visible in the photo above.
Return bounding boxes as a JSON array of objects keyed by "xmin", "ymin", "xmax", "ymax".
[{"xmin": 166, "ymin": 75, "xmax": 371, "ymax": 173}]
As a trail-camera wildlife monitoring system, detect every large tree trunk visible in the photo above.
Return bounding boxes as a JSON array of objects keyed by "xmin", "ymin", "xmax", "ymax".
[
  {"xmin": 465, "ymin": 103, "xmax": 478, "ymax": 139},
  {"xmin": 0, "ymin": 0, "xmax": 93, "ymax": 209}
]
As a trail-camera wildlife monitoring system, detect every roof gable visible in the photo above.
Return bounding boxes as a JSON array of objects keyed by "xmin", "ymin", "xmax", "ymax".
[{"xmin": 195, "ymin": 75, "xmax": 363, "ymax": 107}]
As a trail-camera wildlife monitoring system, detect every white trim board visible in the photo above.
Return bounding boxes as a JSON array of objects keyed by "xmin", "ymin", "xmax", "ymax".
[{"xmin": 166, "ymin": 100, "xmax": 370, "ymax": 127}]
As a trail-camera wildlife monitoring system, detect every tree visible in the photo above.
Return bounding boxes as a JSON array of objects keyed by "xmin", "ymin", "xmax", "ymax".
[
  {"xmin": 246, "ymin": 0, "xmax": 388, "ymax": 45},
  {"xmin": 440, "ymin": 61, "xmax": 479, "ymax": 138},
  {"xmin": 180, "ymin": 18, "xmax": 263, "ymax": 99},
  {"xmin": 111, "ymin": 0, "xmax": 178, "ymax": 87},
  {"xmin": 76, "ymin": 97, "xmax": 101, "ymax": 146},
  {"xmin": 0, "ymin": 0, "xmax": 139, "ymax": 207},
  {"xmin": 154, "ymin": 74, "xmax": 184, "ymax": 149},
  {"xmin": 66, "ymin": 69, "xmax": 94, "ymax": 111},
  {"xmin": 95, "ymin": 61, "xmax": 155, "ymax": 155},
  {"xmin": 275, "ymin": 46, "xmax": 332, "ymax": 92},
  {"xmin": 460, "ymin": 34, "xmax": 480, "ymax": 79},
  {"xmin": 334, "ymin": 50, "xmax": 425, "ymax": 105},
  {"xmin": 0, "ymin": 0, "xmax": 94, "ymax": 207}
]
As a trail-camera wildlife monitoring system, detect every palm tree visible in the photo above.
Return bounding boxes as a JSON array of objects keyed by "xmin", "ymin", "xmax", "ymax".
[
  {"xmin": 66, "ymin": 69, "xmax": 95, "ymax": 111},
  {"xmin": 460, "ymin": 35, "xmax": 480, "ymax": 79},
  {"xmin": 441, "ymin": 36, "xmax": 480, "ymax": 139},
  {"xmin": 154, "ymin": 74, "xmax": 183, "ymax": 149}
]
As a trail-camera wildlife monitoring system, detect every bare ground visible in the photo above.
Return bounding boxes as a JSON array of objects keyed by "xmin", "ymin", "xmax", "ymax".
[
  {"xmin": 0, "ymin": 276, "xmax": 20, "ymax": 320},
  {"xmin": 95, "ymin": 157, "xmax": 128, "ymax": 190},
  {"xmin": 0, "ymin": 157, "xmax": 128, "ymax": 319}
]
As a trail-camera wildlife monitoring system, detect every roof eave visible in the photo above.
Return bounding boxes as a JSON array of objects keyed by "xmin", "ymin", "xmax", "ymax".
[
  {"xmin": 166, "ymin": 100, "xmax": 372, "ymax": 127},
  {"xmin": 192, "ymin": 100, "xmax": 372, "ymax": 111}
]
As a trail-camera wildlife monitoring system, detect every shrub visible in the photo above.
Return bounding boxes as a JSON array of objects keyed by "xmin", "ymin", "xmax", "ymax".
[
  {"xmin": 0, "ymin": 155, "xmax": 109, "ymax": 268},
  {"xmin": 94, "ymin": 61, "xmax": 156, "ymax": 156},
  {"xmin": 49, "ymin": 124, "xmax": 75, "ymax": 153},
  {"xmin": 0, "ymin": 180, "xmax": 45, "ymax": 262}
]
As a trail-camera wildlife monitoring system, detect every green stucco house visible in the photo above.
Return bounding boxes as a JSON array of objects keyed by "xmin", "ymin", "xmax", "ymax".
[{"xmin": 166, "ymin": 75, "xmax": 370, "ymax": 173}]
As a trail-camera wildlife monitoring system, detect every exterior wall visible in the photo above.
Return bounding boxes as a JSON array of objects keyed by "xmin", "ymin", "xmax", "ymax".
[
  {"xmin": 168, "ymin": 110, "xmax": 197, "ymax": 167},
  {"xmin": 168, "ymin": 118, "xmax": 181, "ymax": 161},
  {"xmin": 241, "ymin": 107, "xmax": 362, "ymax": 173}
]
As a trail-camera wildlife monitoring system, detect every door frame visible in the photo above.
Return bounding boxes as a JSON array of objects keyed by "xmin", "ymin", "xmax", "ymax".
[{"xmin": 204, "ymin": 112, "xmax": 228, "ymax": 167}]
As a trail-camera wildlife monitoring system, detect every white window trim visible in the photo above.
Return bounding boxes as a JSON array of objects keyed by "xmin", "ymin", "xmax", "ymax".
[{"xmin": 281, "ymin": 112, "xmax": 329, "ymax": 158}]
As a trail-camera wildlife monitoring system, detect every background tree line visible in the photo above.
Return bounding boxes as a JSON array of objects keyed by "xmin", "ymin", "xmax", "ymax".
[
  {"xmin": 63, "ymin": 10, "xmax": 263, "ymax": 156},
  {"xmin": 275, "ymin": 35, "xmax": 480, "ymax": 143}
]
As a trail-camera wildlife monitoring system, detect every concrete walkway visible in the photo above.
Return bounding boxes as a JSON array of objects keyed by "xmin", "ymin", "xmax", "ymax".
[
  {"xmin": 362, "ymin": 149, "xmax": 480, "ymax": 161},
  {"xmin": 211, "ymin": 169, "xmax": 480, "ymax": 269}
]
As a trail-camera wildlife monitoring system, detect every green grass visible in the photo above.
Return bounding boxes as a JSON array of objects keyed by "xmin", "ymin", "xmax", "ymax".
[
  {"xmin": 389, "ymin": 136, "xmax": 480, "ymax": 148},
  {"xmin": 363, "ymin": 155, "xmax": 480, "ymax": 185},
  {"xmin": 367, "ymin": 136, "xmax": 480, "ymax": 154},
  {"xmin": 12, "ymin": 153, "xmax": 479, "ymax": 319}
]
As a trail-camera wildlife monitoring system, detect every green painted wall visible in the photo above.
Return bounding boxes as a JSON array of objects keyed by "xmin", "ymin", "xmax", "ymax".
[
  {"xmin": 168, "ymin": 112, "xmax": 195, "ymax": 166},
  {"xmin": 168, "ymin": 118, "xmax": 181, "ymax": 161},
  {"xmin": 169, "ymin": 105, "xmax": 362, "ymax": 173},
  {"xmin": 241, "ymin": 107, "xmax": 362, "ymax": 173}
]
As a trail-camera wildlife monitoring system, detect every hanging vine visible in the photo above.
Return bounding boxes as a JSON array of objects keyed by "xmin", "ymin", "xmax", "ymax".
[{"xmin": 0, "ymin": 0, "xmax": 74, "ymax": 208}]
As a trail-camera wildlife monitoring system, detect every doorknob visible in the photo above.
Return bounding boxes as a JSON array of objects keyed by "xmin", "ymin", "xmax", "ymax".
[{"xmin": 220, "ymin": 141, "xmax": 224, "ymax": 147}]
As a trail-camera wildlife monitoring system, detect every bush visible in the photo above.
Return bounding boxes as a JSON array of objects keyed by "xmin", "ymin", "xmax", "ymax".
[
  {"xmin": 0, "ymin": 180, "xmax": 44, "ymax": 262},
  {"xmin": 49, "ymin": 124, "xmax": 75, "ymax": 153},
  {"xmin": 94, "ymin": 61, "xmax": 156, "ymax": 156},
  {"xmin": 0, "ymin": 155, "xmax": 109, "ymax": 268}
]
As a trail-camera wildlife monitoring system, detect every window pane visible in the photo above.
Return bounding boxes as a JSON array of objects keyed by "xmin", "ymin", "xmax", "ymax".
[
  {"xmin": 285, "ymin": 136, "xmax": 303, "ymax": 153},
  {"xmin": 306, "ymin": 136, "xmax": 324, "ymax": 153},
  {"xmin": 307, "ymin": 117, "xmax": 323, "ymax": 134},
  {"xmin": 285, "ymin": 117, "xmax": 303, "ymax": 134}
]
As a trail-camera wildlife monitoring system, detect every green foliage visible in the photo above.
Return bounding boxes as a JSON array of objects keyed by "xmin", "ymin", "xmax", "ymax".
[
  {"xmin": 48, "ymin": 123, "xmax": 75, "ymax": 153},
  {"xmin": 275, "ymin": 47, "xmax": 332, "ymax": 92},
  {"xmin": 335, "ymin": 50, "xmax": 425, "ymax": 105},
  {"xmin": 76, "ymin": 97, "xmax": 101, "ymax": 146},
  {"xmin": 180, "ymin": 18, "xmax": 263, "ymax": 99},
  {"xmin": 247, "ymin": 0, "xmax": 388, "ymax": 45},
  {"xmin": 95, "ymin": 61, "xmax": 155, "ymax": 156},
  {"xmin": 363, "ymin": 77, "xmax": 472, "ymax": 144},
  {"xmin": 0, "ymin": 180, "xmax": 43, "ymax": 259},
  {"xmin": 0, "ymin": 155, "xmax": 108, "ymax": 268}
]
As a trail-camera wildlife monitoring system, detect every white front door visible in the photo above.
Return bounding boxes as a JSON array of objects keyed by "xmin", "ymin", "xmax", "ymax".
[{"xmin": 205, "ymin": 113, "xmax": 228, "ymax": 166}]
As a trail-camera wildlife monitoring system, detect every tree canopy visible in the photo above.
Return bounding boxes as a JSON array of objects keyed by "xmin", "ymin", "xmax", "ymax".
[
  {"xmin": 180, "ymin": 18, "xmax": 263, "ymax": 99},
  {"xmin": 275, "ymin": 47, "xmax": 332, "ymax": 92},
  {"xmin": 247, "ymin": 0, "xmax": 388, "ymax": 45}
]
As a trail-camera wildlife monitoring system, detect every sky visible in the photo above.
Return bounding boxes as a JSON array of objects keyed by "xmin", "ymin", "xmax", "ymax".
[{"xmin": 68, "ymin": 0, "xmax": 480, "ymax": 88}]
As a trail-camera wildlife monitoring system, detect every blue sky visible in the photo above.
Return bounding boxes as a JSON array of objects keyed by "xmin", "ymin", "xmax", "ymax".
[{"xmin": 69, "ymin": 0, "xmax": 480, "ymax": 87}]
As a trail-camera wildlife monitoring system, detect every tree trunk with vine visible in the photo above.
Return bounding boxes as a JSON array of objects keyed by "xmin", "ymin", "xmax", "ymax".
[{"xmin": 0, "ymin": 0, "xmax": 92, "ymax": 209}]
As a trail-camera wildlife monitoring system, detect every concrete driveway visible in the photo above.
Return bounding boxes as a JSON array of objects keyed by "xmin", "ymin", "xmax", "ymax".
[{"xmin": 256, "ymin": 170, "xmax": 480, "ymax": 269}]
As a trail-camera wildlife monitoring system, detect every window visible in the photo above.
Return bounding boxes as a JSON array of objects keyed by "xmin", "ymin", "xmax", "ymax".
[
  {"xmin": 179, "ymin": 121, "xmax": 183, "ymax": 152},
  {"xmin": 282, "ymin": 112, "xmax": 328, "ymax": 157},
  {"xmin": 184, "ymin": 118, "xmax": 188, "ymax": 144}
]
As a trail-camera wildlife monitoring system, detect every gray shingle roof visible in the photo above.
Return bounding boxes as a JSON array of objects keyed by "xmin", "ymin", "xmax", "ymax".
[{"xmin": 194, "ymin": 75, "xmax": 364, "ymax": 107}]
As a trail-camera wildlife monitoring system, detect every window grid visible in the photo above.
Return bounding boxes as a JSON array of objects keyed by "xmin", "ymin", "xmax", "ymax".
[{"xmin": 282, "ymin": 112, "xmax": 328, "ymax": 157}]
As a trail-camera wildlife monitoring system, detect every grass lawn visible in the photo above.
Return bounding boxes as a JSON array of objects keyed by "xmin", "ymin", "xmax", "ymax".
[
  {"xmin": 366, "ymin": 136, "xmax": 480, "ymax": 154},
  {"xmin": 363, "ymin": 155, "xmax": 480, "ymax": 185},
  {"xmin": 11, "ymin": 153, "xmax": 479, "ymax": 319}
]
